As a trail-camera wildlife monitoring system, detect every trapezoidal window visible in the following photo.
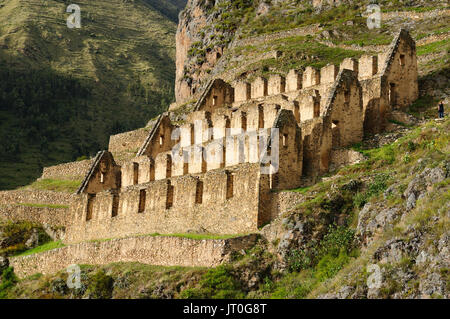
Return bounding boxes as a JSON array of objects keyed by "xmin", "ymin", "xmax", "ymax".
[
  {"xmin": 269, "ymin": 173, "xmax": 279, "ymax": 190},
  {"xmin": 100, "ymin": 172, "xmax": 105, "ymax": 184},
  {"xmin": 183, "ymin": 160, "xmax": 189, "ymax": 175},
  {"xmin": 86, "ymin": 194, "xmax": 96, "ymax": 221},
  {"xmin": 190, "ymin": 124, "xmax": 195, "ymax": 145},
  {"xmin": 195, "ymin": 180, "xmax": 204, "ymax": 204},
  {"xmin": 149, "ymin": 162, "xmax": 155, "ymax": 182},
  {"xmin": 212, "ymin": 95, "xmax": 218, "ymax": 106},
  {"xmin": 258, "ymin": 105, "xmax": 265, "ymax": 129},
  {"xmin": 225, "ymin": 117, "xmax": 231, "ymax": 137},
  {"xmin": 293, "ymin": 102, "xmax": 300, "ymax": 122},
  {"xmin": 166, "ymin": 155, "xmax": 172, "ymax": 178},
  {"xmin": 389, "ymin": 83, "xmax": 396, "ymax": 106},
  {"xmin": 400, "ymin": 54, "xmax": 405, "ymax": 66},
  {"xmin": 226, "ymin": 171, "xmax": 234, "ymax": 199},
  {"xmin": 159, "ymin": 135, "xmax": 164, "ymax": 146},
  {"xmin": 138, "ymin": 189, "xmax": 146, "ymax": 213},
  {"xmin": 111, "ymin": 194, "xmax": 119, "ymax": 217},
  {"xmin": 132, "ymin": 162, "xmax": 139, "ymax": 185},
  {"xmin": 241, "ymin": 113, "xmax": 247, "ymax": 131},
  {"xmin": 166, "ymin": 181, "xmax": 174, "ymax": 209}
]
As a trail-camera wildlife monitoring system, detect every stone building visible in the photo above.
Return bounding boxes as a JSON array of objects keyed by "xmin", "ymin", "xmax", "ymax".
[{"xmin": 66, "ymin": 29, "xmax": 418, "ymax": 244}]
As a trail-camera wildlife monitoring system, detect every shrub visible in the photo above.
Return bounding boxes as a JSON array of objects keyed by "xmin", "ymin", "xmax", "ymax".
[
  {"xmin": 315, "ymin": 251, "xmax": 350, "ymax": 282},
  {"xmin": 287, "ymin": 225, "xmax": 356, "ymax": 273},
  {"xmin": 353, "ymin": 173, "xmax": 390, "ymax": 208},
  {"xmin": 353, "ymin": 192, "xmax": 368, "ymax": 208},
  {"xmin": 319, "ymin": 225, "xmax": 356, "ymax": 257},
  {"xmin": 0, "ymin": 267, "xmax": 18, "ymax": 298},
  {"xmin": 85, "ymin": 270, "xmax": 114, "ymax": 299},
  {"xmin": 200, "ymin": 265, "xmax": 244, "ymax": 299},
  {"xmin": 287, "ymin": 249, "xmax": 316, "ymax": 272}
]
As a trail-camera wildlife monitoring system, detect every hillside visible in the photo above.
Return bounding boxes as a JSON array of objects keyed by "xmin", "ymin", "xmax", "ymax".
[
  {"xmin": 1, "ymin": 111, "xmax": 448, "ymax": 299},
  {"xmin": 174, "ymin": 0, "xmax": 449, "ymax": 106},
  {"xmin": 0, "ymin": 0, "xmax": 449, "ymax": 300},
  {"xmin": 0, "ymin": 0, "xmax": 186, "ymax": 190}
]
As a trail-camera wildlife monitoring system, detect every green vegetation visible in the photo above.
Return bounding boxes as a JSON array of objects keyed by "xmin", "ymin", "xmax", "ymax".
[
  {"xmin": 181, "ymin": 265, "xmax": 245, "ymax": 299},
  {"xmin": 85, "ymin": 270, "xmax": 114, "ymax": 299},
  {"xmin": 90, "ymin": 232, "xmax": 249, "ymax": 243},
  {"xmin": 0, "ymin": 267, "xmax": 18, "ymax": 299},
  {"xmin": 417, "ymin": 39, "xmax": 450, "ymax": 56},
  {"xmin": 21, "ymin": 179, "xmax": 81, "ymax": 193},
  {"xmin": 0, "ymin": 0, "xmax": 180, "ymax": 190},
  {"xmin": 353, "ymin": 173, "xmax": 390, "ymax": 208},
  {"xmin": 15, "ymin": 241, "xmax": 65, "ymax": 257},
  {"xmin": 229, "ymin": 36, "xmax": 363, "ymax": 79},
  {"xmin": 0, "ymin": 221, "xmax": 52, "ymax": 256}
]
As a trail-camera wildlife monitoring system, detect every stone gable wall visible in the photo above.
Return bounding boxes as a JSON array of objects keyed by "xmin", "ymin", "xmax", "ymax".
[
  {"xmin": 40, "ymin": 160, "xmax": 93, "ymax": 181},
  {"xmin": 66, "ymin": 164, "xmax": 265, "ymax": 243}
]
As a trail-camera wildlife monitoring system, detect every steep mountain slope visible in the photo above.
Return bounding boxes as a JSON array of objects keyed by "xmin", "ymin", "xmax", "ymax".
[
  {"xmin": 0, "ymin": 0, "xmax": 186, "ymax": 190},
  {"xmin": 174, "ymin": 0, "xmax": 449, "ymax": 105},
  {"xmin": 1, "ymin": 114, "xmax": 448, "ymax": 299}
]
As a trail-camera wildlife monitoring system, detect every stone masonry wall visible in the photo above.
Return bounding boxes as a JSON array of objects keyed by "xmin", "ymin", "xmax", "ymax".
[
  {"xmin": 0, "ymin": 205, "xmax": 70, "ymax": 228},
  {"xmin": 108, "ymin": 127, "xmax": 153, "ymax": 159},
  {"xmin": 10, "ymin": 234, "xmax": 259, "ymax": 278},
  {"xmin": 0, "ymin": 190, "xmax": 73, "ymax": 206},
  {"xmin": 40, "ymin": 160, "xmax": 93, "ymax": 181},
  {"xmin": 67, "ymin": 163, "xmax": 264, "ymax": 243}
]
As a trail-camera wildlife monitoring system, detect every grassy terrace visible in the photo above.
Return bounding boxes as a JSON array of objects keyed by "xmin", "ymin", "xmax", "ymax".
[
  {"xmin": 417, "ymin": 39, "xmax": 450, "ymax": 56},
  {"xmin": 227, "ymin": 36, "xmax": 363, "ymax": 79},
  {"xmin": 88, "ymin": 232, "xmax": 250, "ymax": 244},
  {"xmin": 20, "ymin": 179, "xmax": 81, "ymax": 193},
  {"xmin": 14, "ymin": 241, "xmax": 65, "ymax": 257},
  {"xmin": 7, "ymin": 233, "xmax": 249, "ymax": 258}
]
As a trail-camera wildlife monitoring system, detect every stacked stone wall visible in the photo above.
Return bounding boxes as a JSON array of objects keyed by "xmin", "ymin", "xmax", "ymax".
[{"xmin": 10, "ymin": 234, "xmax": 259, "ymax": 278}]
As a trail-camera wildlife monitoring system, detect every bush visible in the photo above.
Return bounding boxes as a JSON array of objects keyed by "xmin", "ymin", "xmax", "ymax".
[
  {"xmin": 0, "ymin": 221, "xmax": 52, "ymax": 256},
  {"xmin": 315, "ymin": 251, "xmax": 350, "ymax": 282},
  {"xmin": 200, "ymin": 265, "xmax": 245, "ymax": 299},
  {"xmin": 319, "ymin": 225, "xmax": 356, "ymax": 257},
  {"xmin": 85, "ymin": 270, "xmax": 114, "ymax": 299},
  {"xmin": 181, "ymin": 265, "xmax": 245, "ymax": 299},
  {"xmin": 353, "ymin": 192, "xmax": 368, "ymax": 208},
  {"xmin": 353, "ymin": 173, "xmax": 390, "ymax": 208},
  {"xmin": 0, "ymin": 267, "xmax": 18, "ymax": 298},
  {"xmin": 287, "ymin": 225, "xmax": 356, "ymax": 273}
]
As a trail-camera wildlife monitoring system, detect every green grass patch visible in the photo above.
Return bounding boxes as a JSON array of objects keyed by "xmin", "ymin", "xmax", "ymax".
[
  {"xmin": 16, "ymin": 203, "xmax": 69, "ymax": 209},
  {"xmin": 417, "ymin": 39, "xmax": 450, "ymax": 56},
  {"xmin": 14, "ymin": 241, "xmax": 65, "ymax": 257},
  {"xmin": 23, "ymin": 179, "xmax": 81, "ymax": 193},
  {"xmin": 88, "ymin": 232, "xmax": 249, "ymax": 243}
]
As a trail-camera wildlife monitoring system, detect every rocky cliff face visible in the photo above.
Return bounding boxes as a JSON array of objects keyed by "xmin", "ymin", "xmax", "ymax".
[
  {"xmin": 175, "ymin": 0, "xmax": 211, "ymax": 103},
  {"xmin": 175, "ymin": 0, "xmax": 255, "ymax": 104}
]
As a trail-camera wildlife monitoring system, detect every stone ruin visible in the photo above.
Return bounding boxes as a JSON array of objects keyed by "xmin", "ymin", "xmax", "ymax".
[{"xmin": 65, "ymin": 29, "xmax": 418, "ymax": 244}]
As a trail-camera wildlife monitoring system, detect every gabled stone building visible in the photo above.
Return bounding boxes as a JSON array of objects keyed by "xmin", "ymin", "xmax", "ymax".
[{"xmin": 66, "ymin": 29, "xmax": 418, "ymax": 244}]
